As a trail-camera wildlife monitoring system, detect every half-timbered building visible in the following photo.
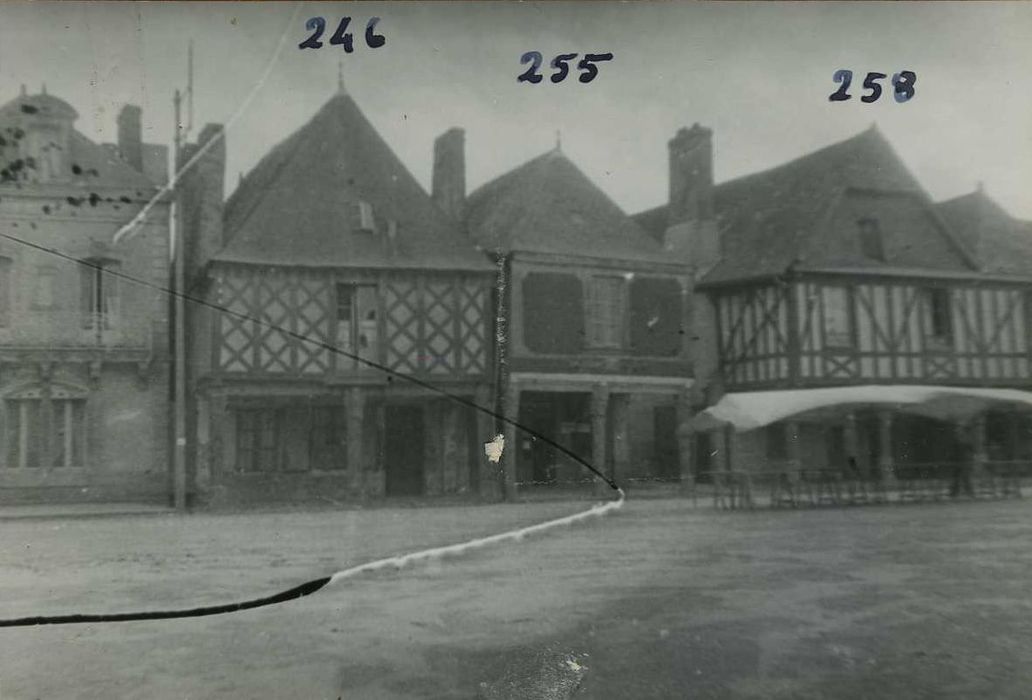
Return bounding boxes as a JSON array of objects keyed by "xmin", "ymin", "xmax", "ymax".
[
  {"xmin": 636, "ymin": 125, "xmax": 1032, "ymax": 489},
  {"xmin": 435, "ymin": 132, "xmax": 694, "ymax": 496},
  {"xmin": 0, "ymin": 88, "xmax": 171, "ymax": 503},
  {"xmin": 181, "ymin": 89, "xmax": 495, "ymax": 505}
]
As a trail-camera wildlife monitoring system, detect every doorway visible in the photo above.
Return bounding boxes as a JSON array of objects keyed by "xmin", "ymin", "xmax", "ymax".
[{"xmin": 384, "ymin": 405, "xmax": 425, "ymax": 496}]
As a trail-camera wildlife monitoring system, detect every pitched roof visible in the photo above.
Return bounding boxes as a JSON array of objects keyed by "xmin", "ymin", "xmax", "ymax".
[
  {"xmin": 936, "ymin": 189, "xmax": 1032, "ymax": 275},
  {"xmin": 465, "ymin": 149, "xmax": 671, "ymax": 264},
  {"xmin": 217, "ymin": 92, "xmax": 491, "ymax": 272},
  {"xmin": 0, "ymin": 91, "xmax": 157, "ymax": 191},
  {"xmin": 635, "ymin": 126, "xmax": 978, "ymax": 284}
]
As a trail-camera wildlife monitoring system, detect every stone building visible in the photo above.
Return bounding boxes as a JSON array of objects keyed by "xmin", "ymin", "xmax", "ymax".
[
  {"xmin": 433, "ymin": 130, "xmax": 695, "ymax": 496},
  {"xmin": 636, "ymin": 125, "xmax": 1032, "ymax": 489},
  {"xmin": 0, "ymin": 87, "xmax": 171, "ymax": 503},
  {"xmin": 181, "ymin": 89, "xmax": 496, "ymax": 505}
]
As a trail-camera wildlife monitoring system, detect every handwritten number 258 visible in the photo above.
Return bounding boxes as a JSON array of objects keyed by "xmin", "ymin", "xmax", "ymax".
[
  {"xmin": 299, "ymin": 17, "xmax": 385, "ymax": 51},
  {"xmin": 519, "ymin": 52, "xmax": 614, "ymax": 84},
  {"xmin": 829, "ymin": 69, "xmax": 916, "ymax": 103}
]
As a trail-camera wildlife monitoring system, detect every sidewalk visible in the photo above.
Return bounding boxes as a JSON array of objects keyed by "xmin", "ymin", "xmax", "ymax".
[{"xmin": 0, "ymin": 502, "xmax": 173, "ymax": 521}]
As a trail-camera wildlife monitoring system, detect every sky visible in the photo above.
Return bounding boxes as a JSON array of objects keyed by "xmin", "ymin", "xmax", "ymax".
[{"xmin": 1, "ymin": 1, "xmax": 1030, "ymax": 218}]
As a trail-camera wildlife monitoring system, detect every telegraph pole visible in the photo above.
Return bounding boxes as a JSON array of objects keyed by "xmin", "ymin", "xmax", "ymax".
[{"xmin": 172, "ymin": 88, "xmax": 188, "ymax": 510}]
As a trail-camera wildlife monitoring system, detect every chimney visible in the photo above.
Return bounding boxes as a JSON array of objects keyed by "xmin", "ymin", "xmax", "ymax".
[
  {"xmin": 668, "ymin": 123, "xmax": 713, "ymax": 226},
  {"xmin": 180, "ymin": 123, "xmax": 226, "ymax": 288},
  {"xmin": 117, "ymin": 104, "xmax": 143, "ymax": 172},
  {"xmin": 432, "ymin": 127, "xmax": 466, "ymax": 220},
  {"xmin": 664, "ymin": 124, "xmax": 719, "ymax": 275}
]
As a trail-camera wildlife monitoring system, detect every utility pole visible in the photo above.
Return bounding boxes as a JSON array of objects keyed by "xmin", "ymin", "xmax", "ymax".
[{"xmin": 172, "ymin": 88, "xmax": 188, "ymax": 510}]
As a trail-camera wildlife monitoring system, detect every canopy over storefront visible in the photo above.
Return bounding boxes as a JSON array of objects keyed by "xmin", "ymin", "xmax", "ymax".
[{"xmin": 693, "ymin": 385, "xmax": 1032, "ymax": 433}]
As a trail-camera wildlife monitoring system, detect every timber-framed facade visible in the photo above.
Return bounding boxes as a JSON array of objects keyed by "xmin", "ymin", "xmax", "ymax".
[{"xmin": 181, "ymin": 91, "xmax": 496, "ymax": 506}]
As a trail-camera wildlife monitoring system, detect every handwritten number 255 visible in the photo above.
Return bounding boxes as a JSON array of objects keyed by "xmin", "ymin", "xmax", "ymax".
[
  {"xmin": 519, "ymin": 52, "xmax": 614, "ymax": 84},
  {"xmin": 299, "ymin": 17, "xmax": 385, "ymax": 51}
]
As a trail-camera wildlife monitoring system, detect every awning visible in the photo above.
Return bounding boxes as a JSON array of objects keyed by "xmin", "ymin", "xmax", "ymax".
[{"xmin": 693, "ymin": 385, "xmax": 1032, "ymax": 432}]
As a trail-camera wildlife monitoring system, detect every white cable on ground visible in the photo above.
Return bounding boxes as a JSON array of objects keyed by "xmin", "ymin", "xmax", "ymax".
[{"xmin": 329, "ymin": 489, "xmax": 626, "ymax": 585}]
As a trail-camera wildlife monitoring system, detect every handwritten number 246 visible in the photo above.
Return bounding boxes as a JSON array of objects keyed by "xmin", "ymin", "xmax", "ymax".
[
  {"xmin": 519, "ymin": 52, "xmax": 614, "ymax": 84},
  {"xmin": 829, "ymin": 70, "xmax": 916, "ymax": 103},
  {"xmin": 299, "ymin": 17, "xmax": 385, "ymax": 51}
]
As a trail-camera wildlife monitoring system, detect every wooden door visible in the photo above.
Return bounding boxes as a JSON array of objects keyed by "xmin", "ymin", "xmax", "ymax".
[{"xmin": 385, "ymin": 405, "xmax": 425, "ymax": 496}]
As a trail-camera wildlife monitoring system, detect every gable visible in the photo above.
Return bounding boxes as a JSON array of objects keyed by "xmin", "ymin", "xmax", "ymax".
[
  {"xmin": 466, "ymin": 151, "xmax": 669, "ymax": 264},
  {"xmin": 215, "ymin": 92, "xmax": 491, "ymax": 273}
]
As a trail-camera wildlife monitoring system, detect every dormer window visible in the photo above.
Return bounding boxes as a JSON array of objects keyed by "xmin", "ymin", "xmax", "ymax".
[
  {"xmin": 357, "ymin": 200, "xmax": 375, "ymax": 232},
  {"xmin": 857, "ymin": 217, "xmax": 885, "ymax": 261}
]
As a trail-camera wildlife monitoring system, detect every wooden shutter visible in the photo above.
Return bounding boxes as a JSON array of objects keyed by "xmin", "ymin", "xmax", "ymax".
[{"xmin": 522, "ymin": 272, "xmax": 584, "ymax": 354}]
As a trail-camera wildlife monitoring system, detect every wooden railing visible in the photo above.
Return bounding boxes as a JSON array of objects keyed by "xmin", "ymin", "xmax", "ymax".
[{"xmin": 697, "ymin": 461, "xmax": 1028, "ymax": 510}]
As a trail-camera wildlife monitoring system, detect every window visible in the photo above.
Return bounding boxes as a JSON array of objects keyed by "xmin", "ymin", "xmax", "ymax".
[
  {"xmin": 587, "ymin": 276, "xmax": 626, "ymax": 349},
  {"xmin": 357, "ymin": 200, "xmax": 375, "ymax": 232},
  {"xmin": 629, "ymin": 277, "xmax": 683, "ymax": 357},
  {"xmin": 236, "ymin": 409, "xmax": 281, "ymax": 472},
  {"xmin": 335, "ymin": 283, "xmax": 379, "ymax": 370},
  {"xmin": 522, "ymin": 272, "xmax": 584, "ymax": 354},
  {"xmin": 50, "ymin": 400, "xmax": 85, "ymax": 467},
  {"xmin": 857, "ymin": 217, "xmax": 885, "ymax": 261},
  {"xmin": 765, "ymin": 423, "xmax": 789, "ymax": 461},
  {"xmin": 33, "ymin": 267, "xmax": 56, "ymax": 309},
  {"xmin": 5, "ymin": 399, "xmax": 41, "ymax": 468},
  {"xmin": 0, "ymin": 257, "xmax": 11, "ymax": 327},
  {"xmin": 309, "ymin": 407, "xmax": 347, "ymax": 470},
  {"xmin": 822, "ymin": 286, "xmax": 854, "ymax": 348},
  {"xmin": 80, "ymin": 259, "xmax": 120, "ymax": 330},
  {"xmin": 926, "ymin": 288, "xmax": 953, "ymax": 344},
  {"xmin": 4, "ymin": 397, "xmax": 84, "ymax": 468},
  {"xmin": 25, "ymin": 128, "xmax": 62, "ymax": 182}
]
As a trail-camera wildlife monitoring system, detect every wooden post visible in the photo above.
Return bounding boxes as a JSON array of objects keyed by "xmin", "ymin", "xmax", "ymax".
[
  {"xmin": 591, "ymin": 385, "xmax": 610, "ymax": 495},
  {"xmin": 473, "ymin": 383, "xmax": 499, "ymax": 500},
  {"xmin": 676, "ymin": 390, "xmax": 694, "ymax": 494},
  {"xmin": 610, "ymin": 393, "xmax": 630, "ymax": 486},
  {"xmin": 972, "ymin": 413, "xmax": 987, "ymax": 480},
  {"xmin": 502, "ymin": 382, "xmax": 519, "ymax": 501},
  {"xmin": 877, "ymin": 410, "xmax": 895, "ymax": 490}
]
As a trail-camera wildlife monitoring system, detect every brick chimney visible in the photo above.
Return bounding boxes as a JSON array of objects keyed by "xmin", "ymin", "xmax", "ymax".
[
  {"xmin": 665, "ymin": 124, "xmax": 719, "ymax": 275},
  {"xmin": 432, "ymin": 128, "xmax": 466, "ymax": 221},
  {"xmin": 668, "ymin": 123, "xmax": 713, "ymax": 225},
  {"xmin": 117, "ymin": 105, "xmax": 143, "ymax": 172},
  {"xmin": 179, "ymin": 123, "xmax": 225, "ymax": 288}
]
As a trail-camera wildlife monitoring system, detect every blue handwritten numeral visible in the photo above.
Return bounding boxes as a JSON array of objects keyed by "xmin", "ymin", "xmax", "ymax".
[
  {"xmin": 299, "ymin": 17, "xmax": 385, "ymax": 51},
  {"xmin": 519, "ymin": 52, "xmax": 614, "ymax": 85}
]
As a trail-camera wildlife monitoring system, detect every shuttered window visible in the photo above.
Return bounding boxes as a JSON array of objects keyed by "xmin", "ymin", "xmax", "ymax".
[
  {"xmin": 80, "ymin": 259, "xmax": 120, "ymax": 330},
  {"xmin": 522, "ymin": 272, "xmax": 584, "ymax": 354},
  {"xmin": 335, "ymin": 283, "xmax": 378, "ymax": 370},
  {"xmin": 586, "ymin": 276, "xmax": 625, "ymax": 349},
  {"xmin": 823, "ymin": 286, "xmax": 854, "ymax": 348},
  {"xmin": 236, "ymin": 409, "xmax": 281, "ymax": 472},
  {"xmin": 309, "ymin": 407, "xmax": 348, "ymax": 470},
  {"xmin": 629, "ymin": 277, "xmax": 683, "ymax": 357}
]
